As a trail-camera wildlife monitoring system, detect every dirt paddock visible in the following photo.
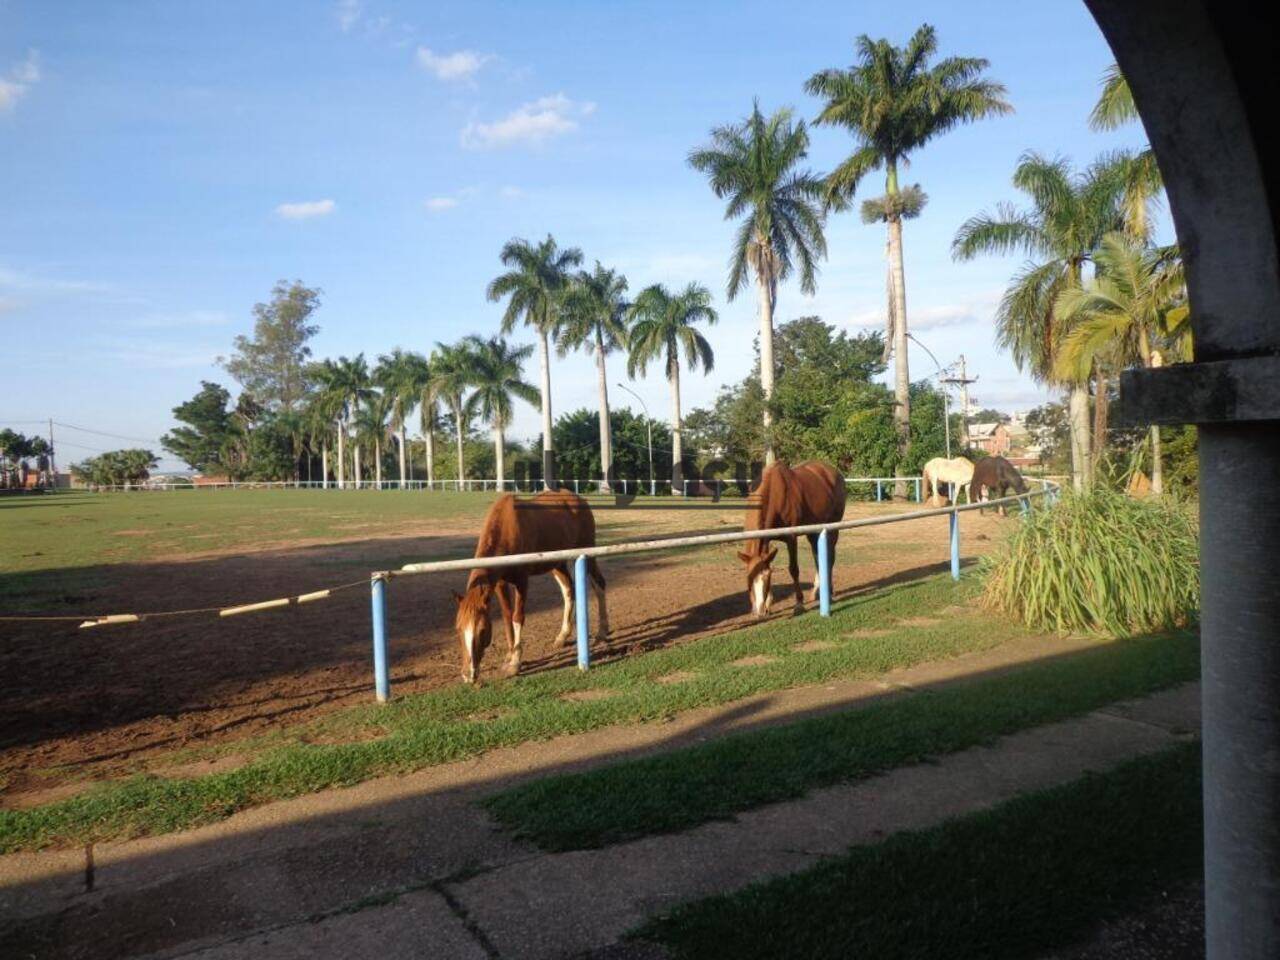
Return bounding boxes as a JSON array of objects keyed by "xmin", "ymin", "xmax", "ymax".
[{"xmin": 0, "ymin": 500, "xmax": 1016, "ymax": 803}]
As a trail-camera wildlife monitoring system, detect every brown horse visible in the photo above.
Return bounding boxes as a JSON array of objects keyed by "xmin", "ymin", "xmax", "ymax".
[
  {"xmin": 972, "ymin": 456, "xmax": 1029, "ymax": 515},
  {"xmin": 738, "ymin": 461, "xmax": 847, "ymax": 617},
  {"xmin": 453, "ymin": 489, "xmax": 608, "ymax": 683}
]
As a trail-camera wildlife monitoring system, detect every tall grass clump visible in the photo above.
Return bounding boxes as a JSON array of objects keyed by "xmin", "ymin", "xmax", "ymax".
[{"xmin": 983, "ymin": 488, "xmax": 1198, "ymax": 636}]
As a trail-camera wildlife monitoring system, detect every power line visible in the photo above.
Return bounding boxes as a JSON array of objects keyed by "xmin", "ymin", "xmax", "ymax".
[{"xmin": 53, "ymin": 420, "xmax": 162, "ymax": 444}]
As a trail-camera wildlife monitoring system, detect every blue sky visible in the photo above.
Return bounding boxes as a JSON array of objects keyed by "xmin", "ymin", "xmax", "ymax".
[{"xmin": 1, "ymin": 1, "xmax": 1161, "ymax": 471}]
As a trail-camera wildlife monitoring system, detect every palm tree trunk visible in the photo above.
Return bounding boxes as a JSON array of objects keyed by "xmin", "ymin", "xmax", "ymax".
[
  {"xmin": 336, "ymin": 421, "xmax": 346, "ymax": 490},
  {"xmin": 538, "ymin": 329, "xmax": 555, "ymax": 486},
  {"xmin": 322, "ymin": 441, "xmax": 329, "ymax": 489},
  {"xmin": 1068, "ymin": 385, "xmax": 1092, "ymax": 491},
  {"xmin": 398, "ymin": 424, "xmax": 406, "ymax": 490},
  {"xmin": 670, "ymin": 357, "xmax": 683, "ymax": 493},
  {"xmin": 1092, "ymin": 368, "xmax": 1110, "ymax": 470},
  {"xmin": 595, "ymin": 329, "xmax": 612, "ymax": 493},
  {"xmin": 375, "ymin": 438, "xmax": 382, "ymax": 490},
  {"xmin": 453, "ymin": 399, "xmax": 465, "ymax": 492},
  {"xmin": 425, "ymin": 426, "xmax": 436, "ymax": 486},
  {"xmin": 888, "ymin": 213, "xmax": 911, "ymax": 500},
  {"xmin": 494, "ymin": 421, "xmax": 506, "ymax": 492},
  {"xmin": 757, "ymin": 270, "xmax": 776, "ymax": 466},
  {"xmin": 354, "ymin": 442, "xmax": 362, "ymax": 490}
]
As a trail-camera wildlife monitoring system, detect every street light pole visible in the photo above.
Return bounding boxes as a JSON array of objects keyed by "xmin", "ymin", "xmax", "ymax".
[
  {"xmin": 906, "ymin": 333, "xmax": 952, "ymax": 458},
  {"xmin": 617, "ymin": 382, "xmax": 656, "ymax": 495}
]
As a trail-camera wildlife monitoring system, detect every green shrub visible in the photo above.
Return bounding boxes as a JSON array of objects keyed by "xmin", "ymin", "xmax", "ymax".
[{"xmin": 983, "ymin": 488, "xmax": 1199, "ymax": 637}]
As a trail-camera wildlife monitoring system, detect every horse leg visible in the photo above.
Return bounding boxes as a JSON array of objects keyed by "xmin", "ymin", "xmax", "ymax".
[
  {"xmin": 494, "ymin": 581, "xmax": 518, "ymax": 677},
  {"xmin": 786, "ymin": 536, "xmax": 803, "ymax": 611},
  {"xmin": 551, "ymin": 565, "xmax": 574, "ymax": 647},
  {"xmin": 588, "ymin": 559, "xmax": 609, "ymax": 640},
  {"xmin": 805, "ymin": 533, "xmax": 820, "ymax": 602}
]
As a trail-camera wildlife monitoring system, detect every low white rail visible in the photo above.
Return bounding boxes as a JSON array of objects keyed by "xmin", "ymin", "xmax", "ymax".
[{"xmin": 364, "ymin": 478, "xmax": 1059, "ymax": 700}]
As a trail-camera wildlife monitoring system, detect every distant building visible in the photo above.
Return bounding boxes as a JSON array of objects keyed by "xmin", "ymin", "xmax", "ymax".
[{"xmin": 968, "ymin": 422, "xmax": 1012, "ymax": 456}]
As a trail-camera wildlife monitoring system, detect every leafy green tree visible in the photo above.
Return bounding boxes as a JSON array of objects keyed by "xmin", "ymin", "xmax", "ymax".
[
  {"xmin": 486, "ymin": 234, "xmax": 584, "ymax": 483},
  {"xmin": 1053, "ymin": 234, "xmax": 1187, "ymax": 494},
  {"xmin": 70, "ymin": 449, "xmax": 158, "ymax": 487},
  {"xmin": 688, "ymin": 102, "xmax": 826, "ymax": 464},
  {"xmin": 1089, "ymin": 65, "xmax": 1163, "ymax": 241},
  {"xmin": 952, "ymin": 152, "xmax": 1126, "ymax": 490},
  {"xmin": 806, "ymin": 24, "xmax": 1011, "ymax": 497},
  {"xmin": 161, "ymin": 381, "xmax": 235, "ymax": 472},
  {"xmin": 558, "ymin": 263, "xmax": 630, "ymax": 491},
  {"xmin": 626, "ymin": 283, "xmax": 718, "ymax": 487},
  {"xmin": 374, "ymin": 348, "xmax": 432, "ymax": 489},
  {"xmin": 546, "ymin": 407, "xmax": 673, "ymax": 490},
  {"xmin": 429, "ymin": 340, "xmax": 475, "ymax": 489},
  {"xmin": 463, "ymin": 335, "xmax": 539, "ymax": 487},
  {"xmin": 220, "ymin": 280, "xmax": 321, "ymax": 412}
]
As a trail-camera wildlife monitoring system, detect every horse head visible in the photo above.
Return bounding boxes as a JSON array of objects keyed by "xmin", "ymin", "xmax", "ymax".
[
  {"xmin": 737, "ymin": 542, "xmax": 778, "ymax": 618},
  {"xmin": 453, "ymin": 579, "xmax": 494, "ymax": 684}
]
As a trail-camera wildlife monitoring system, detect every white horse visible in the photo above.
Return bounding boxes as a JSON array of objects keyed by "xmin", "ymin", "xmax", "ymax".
[{"xmin": 922, "ymin": 456, "xmax": 975, "ymax": 505}]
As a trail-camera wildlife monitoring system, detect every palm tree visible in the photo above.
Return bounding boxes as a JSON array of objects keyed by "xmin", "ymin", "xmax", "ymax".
[
  {"xmin": 430, "ymin": 340, "xmax": 474, "ymax": 491},
  {"xmin": 303, "ymin": 394, "xmax": 337, "ymax": 487},
  {"xmin": 308, "ymin": 355, "xmax": 373, "ymax": 489},
  {"xmin": 1053, "ymin": 234, "xmax": 1188, "ymax": 494},
  {"xmin": 952, "ymin": 152, "xmax": 1127, "ymax": 490},
  {"xmin": 688, "ymin": 102, "xmax": 826, "ymax": 465},
  {"xmin": 275, "ymin": 409, "xmax": 306, "ymax": 485},
  {"xmin": 806, "ymin": 25, "xmax": 1011, "ymax": 496},
  {"xmin": 462, "ymin": 335, "xmax": 538, "ymax": 490},
  {"xmin": 486, "ymin": 235, "xmax": 583, "ymax": 485},
  {"xmin": 374, "ymin": 348, "xmax": 432, "ymax": 489},
  {"xmin": 355, "ymin": 391, "xmax": 392, "ymax": 490},
  {"xmin": 1089, "ymin": 65, "xmax": 1163, "ymax": 241},
  {"xmin": 625, "ymin": 283, "xmax": 718, "ymax": 489},
  {"xmin": 558, "ymin": 263, "xmax": 630, "ymax": 492}
]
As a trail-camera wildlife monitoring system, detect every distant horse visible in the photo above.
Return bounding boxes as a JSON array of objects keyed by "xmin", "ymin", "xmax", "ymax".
[
  {"xmin": 922, "ymin": 456, "xmax": 975, "ymax": 505},
  {"xmin": 972, "ymin": 456, "xmax": 1029, "ymax": 514},
  {"xmin": 453, "ymin": 489, "xmax": 607, "ymax": 683},
  {"xmin": 738, "ymin": 461, "xmax": 846, "ymax": 617}
]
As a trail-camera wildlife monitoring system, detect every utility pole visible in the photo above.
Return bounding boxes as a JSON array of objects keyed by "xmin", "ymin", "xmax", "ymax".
[
  {"xmin": 941, "ymin": 356, "xmax": 978, "ymax": 452},
  {"xmin": 48, "ymin": 418, "xmax": 57, "ymax": 489}
]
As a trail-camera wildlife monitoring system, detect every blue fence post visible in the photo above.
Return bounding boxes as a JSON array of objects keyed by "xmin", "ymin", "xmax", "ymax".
[
  {"xmin": 915, "ymin": 477, "xmax": 922, "ymax": 502},
  {"xmin": 817, "ymin": 528, "xmax": 831, "ymax": 617},
  {"xmin": 370, "ymin": 574, "xmax": 390, "ymax": 702},
  {"xmin": 574, "ymin": 554, "xmax": 591, "ymax": 670},
  {"xmin": 875, "ymin": 480, "xmax": 882, "ymax": 502},
  {"xmin": 949, "ymin": 511, "xmax": 961, "ymax": 581}
]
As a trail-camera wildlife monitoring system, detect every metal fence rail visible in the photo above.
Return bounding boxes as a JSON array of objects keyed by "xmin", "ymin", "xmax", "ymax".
[{"xmin": 365, "ymin": 478, "xmax": 1060, "ymax": 701}]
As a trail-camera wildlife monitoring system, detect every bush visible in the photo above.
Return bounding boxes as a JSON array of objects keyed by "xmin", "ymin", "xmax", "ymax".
[{"xmin": 982, "ymin": 489, "xmax": 1199, "ymax": 637}]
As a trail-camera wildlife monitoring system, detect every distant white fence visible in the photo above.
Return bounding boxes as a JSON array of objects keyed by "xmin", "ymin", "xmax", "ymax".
[{"xmin": 77, "ymin": 476, "xmax": 930, "ymax": 500}]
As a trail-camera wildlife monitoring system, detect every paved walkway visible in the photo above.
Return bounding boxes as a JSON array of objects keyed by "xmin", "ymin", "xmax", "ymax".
[{"xmin": 0, "ymin": 634, "xmax": 1200, "ymax": 960}]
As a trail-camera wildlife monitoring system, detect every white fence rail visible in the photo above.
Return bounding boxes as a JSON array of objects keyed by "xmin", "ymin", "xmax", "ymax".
[{"xmin": 364, "ymin": 478, "xmax": 1060, "ymax": 700}]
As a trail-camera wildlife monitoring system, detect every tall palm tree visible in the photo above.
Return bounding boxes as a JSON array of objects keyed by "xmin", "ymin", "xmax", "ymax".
[
  {"xmin": 1053, "ymin": 234, "xmax": 1188, "ymax": 494},
  {"xmin": 558, "ymin": 263, "xmax": 630, "ymax": 492},
  {"xmin": 462, "ymin": 335, "xmax": 539, "ymax": 490},
  {"xmin": 625, "ymin": 283, "xmax": 718, "ymax": 489},
  {"xmin": 486, "ymin": 235, "xmax": 583, "ymax": 485},
  {"xmin": 688, "ymin": 102, "xmax": 826, "ymax": 465},
  {"xmin": 430, "ymin": 341, "xmax": 474, "ymax": 491},
  {"xmin": 303, "ymin": 394, "xmax": 337, "ymax": 487},
  {"xmin": 806, "ymin": 24, "xmax": 1011, "ymax": 496},
  {"xmin": 419, "ymin": 380, "xmax": 438, "ymax": 487},
  {"xmin": 952, "ymin": 152, "xmax": 1127, "ymax": 490},
  {"xmin": 374, "ymin": 348, "xmax": 432, "ymax": 489},
  {"xmin": 355, "ymin": 391, "xmax": 392, "ymax": 490},
  {"xmin": 1089, "ymin": 64, "xmax": 1163, "ymax": 241}
]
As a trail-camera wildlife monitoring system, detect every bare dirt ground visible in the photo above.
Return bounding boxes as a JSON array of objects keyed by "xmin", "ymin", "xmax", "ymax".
[{"xmin": 0, "ymin": 501, "xmax": 1015, "ymax": 805}]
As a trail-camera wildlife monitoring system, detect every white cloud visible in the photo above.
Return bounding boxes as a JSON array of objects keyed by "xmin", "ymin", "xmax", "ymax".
[
  {"xmin": 101, "ymin": 341, "xmax": 220, "ymax": 369},
  {"xmin": 274, "ymin": 199, "xmax": 336, "ymax": 220},
  {"xmin": 0, "ymin": 296, "xmax": 19, "ymax": 314},
  {"xmin": 416, "ymin": 46, "xmax": 491, "ymax": 82},
  {"xmin": 843, "ymin": 292, "xmax": 999, "ymax": 332},
  {"xmin": 424, "ymin": 196, "xmax": 459, "ymax": 212},
  {"xmin": 461, "ymin": 94, "xmax": 595, "ymax": 149},
  {"xmin": 499, "ymin": 185, "xmax": 525, "ymax": 199},
  {"xmin": 335, "ymin": 0, "xmax": 363, "ymax": 32},
  {"xmin": 0, "ymin": 50, "xmax": 40, "ymax": 113}
]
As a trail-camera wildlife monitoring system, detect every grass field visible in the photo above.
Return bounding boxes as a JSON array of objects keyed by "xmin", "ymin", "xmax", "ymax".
[{"xmin": 636, "ymin": 743, "xmax": 1202, "ymax": 960}]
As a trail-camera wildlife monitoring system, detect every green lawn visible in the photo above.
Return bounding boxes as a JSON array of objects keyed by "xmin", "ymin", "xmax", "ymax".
[
  {"xmin": 3, "ymin": 573, "xmax": 1033, "ymax": 852},
  {"xmin": 483, "ymin": 629, "xmax": 1199, "ymax": 851},
  {"xmin": 636, "ymin": 743, "xmax": 1202, "ymax": 960}
]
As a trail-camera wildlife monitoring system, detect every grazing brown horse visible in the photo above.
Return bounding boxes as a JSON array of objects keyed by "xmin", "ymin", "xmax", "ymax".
[
  {"xmin": 453, "ymin": 489, "xmax": 608, "ymax": 683},
  {"xmin": 738, "ymin": 461, "xmax": 847, "ymax": 617},
  {"xmin": 972, "ymin": 456, "xmax": 1029, "ymax": 514}
]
